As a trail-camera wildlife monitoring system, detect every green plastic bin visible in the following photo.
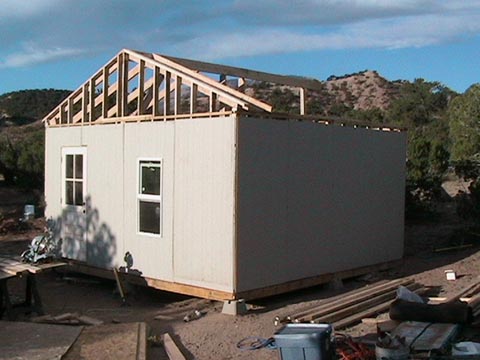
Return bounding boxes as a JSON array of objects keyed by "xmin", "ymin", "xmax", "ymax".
[{"xmin": 274, "ymin": 323, "xmax": 334, "ymax": 360}]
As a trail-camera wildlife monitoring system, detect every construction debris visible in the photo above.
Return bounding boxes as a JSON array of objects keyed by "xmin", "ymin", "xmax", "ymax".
[
  {"xmin": 375, "ymin": 333, "xmax": 408, "ymax": 360},
  {"xmin": 163, "ymin": 333, "xmax": 187, "ymax": 360},
  {"xmin": 183, "ymin": 309, "xmax": 203, "ymax": 322},
  {"xmin": 392, "ymin": 321, "xmax": 459, "ymax": 352},
  {"xmin": 275, "ymin": 278, "xmax": 427, "ymax": 329},
  {"xmin": 32, "ymin": 312, "xmax": 104, "ymax": 326}
]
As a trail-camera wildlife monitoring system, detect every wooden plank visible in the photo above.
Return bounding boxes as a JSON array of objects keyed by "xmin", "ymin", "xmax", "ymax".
[
  {"xmin": 68, "ymin": 97, "xmax": 73, "ymax": 124},
  {"xmin": 299, "ymin": 88, "xmax": 306, "ymax": 115},
  {"xmin": 446, "ymin": 276, "xmax": 480, "ymax": 303},
  {"xmin": 190, "ymin": 83, "xmax": 198, "ymax": 114},
  {"xmin": 175, "ymin": 75, "xmax": 182, "ymax": 115},
  {"xmin": 0, "ymin": 270, "xmax": 14, "ymax": 280},
  {"xmin": 0, "ymin": 321, "xmax": 83, "ymax": 360},
  {"xmin": 210, "ymin": 92, "xmax": 217, "ymax": 112},
  {"xmin": 294, "ymin": 279, "xmax": 413, "ymax": 322},
  {"xmin": 138, "ymin": 60, "xmax": 145, "ymax": 115},
  {"xmin": 128, "ymin": 50, "xmax": 269, "ymax": 112},
  {"xmin": 49, "ymin": 110, "xmax": 235, "ymax": 128},
  {"xmin": 136, "ymin": 323, "xmax": 148, "ymax": 360},
  {"xmin": 117, "ymin": 52, "xmax": 125, "ymax": 118},
  {"xmin": 468, "ymin": 290, "xmax": 480, "ymax": 308},
  {"xmin": 309, "ymin": 283, "xmax": 421, "ymax": 323},
  {"xmin": 163, "ymin": 333, "xmax": 186, "ymax": 360},
  {"xmin": 161, "ymin": 54, "xmax": 325, "ymax": 91},
  {"xmin": 164, "ymin": 71, "xmax": 171, "ymax": 115},
  {"xmin": 0, "ymin": 257, "xmax": 39, "ymax": 275},
  {"xmin": 89, "ymin": 78, "xmax": 95, "ymax": 122},
  {"xmin": 392, "ymin": 322, "xmax": 459, "ymax": 351},
  {"xmin": 81, "ymin": 83, "xmax": 88, "ymax": 124},
  {"xmin": 331, "ymin": 287, "xmax": 428, "ymax": 329}
]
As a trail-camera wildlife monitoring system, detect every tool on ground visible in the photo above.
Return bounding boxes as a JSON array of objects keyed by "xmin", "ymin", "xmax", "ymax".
[{"xmin": 113, "ymin": 267, "xmax": 128, "ymax": 306}]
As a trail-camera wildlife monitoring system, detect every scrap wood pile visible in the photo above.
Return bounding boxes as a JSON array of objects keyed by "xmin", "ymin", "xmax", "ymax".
[
  {"xmin": 275, "ymin": 278, "xmax": 427, "ymax": 329},
  {"xmin": 273, "ymin": 276, "xmax": 480, "ymax": 359}
]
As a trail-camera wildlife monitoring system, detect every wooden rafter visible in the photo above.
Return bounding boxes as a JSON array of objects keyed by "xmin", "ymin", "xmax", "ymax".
[
  {"xmin": 43, "ymin": 48, "xmax": 276, "ymax": 127},
  {"xmin": 161, "ymin": 54, "xmax": 324, "ymax": 91}
]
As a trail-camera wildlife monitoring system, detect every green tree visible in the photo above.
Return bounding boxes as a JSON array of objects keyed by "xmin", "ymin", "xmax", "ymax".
[
  {"xmin": 0, "ymin": 131, "xmax": 44, "ymax": 188},
  {"xmin": 387, "ymin": 79, "xmax": 453, "ymax": 128},
  {"xmin": 448, "ymin": 84, "xmax": 480, "ymax": 161}
]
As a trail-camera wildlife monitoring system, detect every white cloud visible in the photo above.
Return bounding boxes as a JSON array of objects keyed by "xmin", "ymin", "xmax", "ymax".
[
  {"xmin": 1, "ymin": 0, "xmax": 480, "ymax": 68},
  {"xmin": 174, "ymin": 11, "xmax": 480, "ymax": 60},
  {"xmin": 0, "ymin": 0, "xmax": 62, "ymax": 20},
  {"xmin": 231, "ymin": 0, "xmax": 439, "ymax": 25},
  {"xmin": 0, "ymin": 44, "xmax": 88, "ymax": 68}
]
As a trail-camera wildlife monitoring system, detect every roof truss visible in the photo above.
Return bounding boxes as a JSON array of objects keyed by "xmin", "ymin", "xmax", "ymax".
[{"xmin": 44, "ymin": 49, "xmax": 274, "ymax": 126}]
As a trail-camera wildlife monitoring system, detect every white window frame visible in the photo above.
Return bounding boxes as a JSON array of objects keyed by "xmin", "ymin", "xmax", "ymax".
[
  {"xmin": 61, "ymin": 147, "xmax": 87, "ymax": 208},
  {"xmin": 137, "ymin": 158, "xmax": 163, "ymax": 237}
]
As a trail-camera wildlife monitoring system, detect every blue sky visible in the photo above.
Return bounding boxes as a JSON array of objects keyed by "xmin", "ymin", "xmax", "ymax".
[{"xmin": 1, "ymin": 0, "xmax": 480, "ymax": 95}]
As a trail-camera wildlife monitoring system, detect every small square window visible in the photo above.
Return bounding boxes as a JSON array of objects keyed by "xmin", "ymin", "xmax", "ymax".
[
  {"xmin": 139, "ymin": 201, "xmax": 161, "ymax": 234},
  {"xmin": 140, "ymin": 163, "xmax": 161, "ymax": 195}
]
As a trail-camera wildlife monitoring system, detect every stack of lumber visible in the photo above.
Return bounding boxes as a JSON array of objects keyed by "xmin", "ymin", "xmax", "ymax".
[
  {"xmin": 276, "ymin": 278, "xmax": 427, "ymax": 330},
  {"xmin": 464, "ymin": 277, "xmax": 480, "ymax": 317}
]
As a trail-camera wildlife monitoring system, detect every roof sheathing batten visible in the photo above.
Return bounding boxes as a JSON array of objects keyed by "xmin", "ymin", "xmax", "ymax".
[{"xmin": 43, "ymin": 49, "xmax": 272, "ymax": 127}]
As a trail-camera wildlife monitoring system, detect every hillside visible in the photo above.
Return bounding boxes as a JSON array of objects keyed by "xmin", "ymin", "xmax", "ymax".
[
  {"xmin": 247, "ymin": 69, "xmax": 403, "ymax": 115},
  {"xmin": 0, "ymin": 89, "xmax": 71, "ymax": 127},
  {"xmin": 325, "ymin": 70, "xmax": 402, "ymax": 111}
]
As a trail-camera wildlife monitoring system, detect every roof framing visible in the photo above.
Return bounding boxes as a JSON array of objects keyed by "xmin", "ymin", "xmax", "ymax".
[
  {"xmin": 44, "ymin": 49, "xmax": 277, "ymax": 127},
  {"xmin": 161, "ymin": 54, "xmax": 325, "ymax": 91}
]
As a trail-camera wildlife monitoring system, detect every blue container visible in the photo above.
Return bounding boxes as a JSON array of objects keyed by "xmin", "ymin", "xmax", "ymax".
[{"xmin": 274, "ymin": 323, "xmax": 334, "ymax": 360}]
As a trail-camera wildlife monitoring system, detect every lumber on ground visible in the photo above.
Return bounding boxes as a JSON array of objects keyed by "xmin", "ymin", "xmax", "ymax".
[
  {"xmin": 467, "ymin": 291, "xmax": 480, "ymax": 309},
  {"xmin": 330, "ymin": 287, "xmax": 429, "ymax": 329},
  {"xmin": 296, "ymin": 280, "xmax": 413, "ymax": 322},
  {"xmin": 308, "ymin": 283, "xmax": 421, "ymax": 324},
  {"xmin": 292, "ymin": 278, "xmax": 413, "ymax": 322},
  {"xmin": 446, "ymin": 276, "xmax": 480, "ymax": 303},
  {"xmin": 163, "ymin": 333, "xmax": 186, "ymax": 360}
]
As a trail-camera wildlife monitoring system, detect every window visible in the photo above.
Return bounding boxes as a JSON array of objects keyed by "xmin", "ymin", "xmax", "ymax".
[
  {"xmin": 63, "ymin": 150, "xmax": 85, "ymax": 206},
  {"xmin": 138, "ymin": 160, "xmax": 162, "ymax": 235}
]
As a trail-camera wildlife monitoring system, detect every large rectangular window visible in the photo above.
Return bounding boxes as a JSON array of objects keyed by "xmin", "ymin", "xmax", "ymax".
[{"xmin": 138, "ymin": 160, "xmax": 162, "ymax": 235}]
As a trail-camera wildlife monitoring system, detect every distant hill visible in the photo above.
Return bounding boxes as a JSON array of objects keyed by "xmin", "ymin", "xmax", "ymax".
[
  {"xmin": 324, "ymin": 70, "xmax": 403, "ymax": 111},
  {"xmin": 0, "ymin": 89, "xmax": 71, "ymax": 126},
  {"xmin": 245, "ymin": 69, "xmax": 404, "ymax": 115}
]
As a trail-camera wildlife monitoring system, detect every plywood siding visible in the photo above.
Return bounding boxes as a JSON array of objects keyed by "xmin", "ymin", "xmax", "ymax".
[
  {"xmin": 81, "ymin": 125, "xmax": 124, "ymax": 268},
  {"xmin": 45, "ymin": 127, "xmax": 82, "ymax": 222},
  {"xmin": 45, "ymin": 125, "xmax": 124, "ymax": 268},
  {"xmin": 123, "ymin": 121, "xmax": 175, "ymax": 280},
  {"xmin": 236, "ymin": 117, "xmax": 406, "ymax": 292},
  {"xmin": 173, "ymin": 116, "xmax": 236, "ymax": 292}
]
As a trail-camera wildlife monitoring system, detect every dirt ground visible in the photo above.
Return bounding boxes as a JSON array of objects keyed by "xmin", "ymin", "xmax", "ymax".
[{"xmin": 1, "ymin": 184, "xmax": 480, "ymax": 359}]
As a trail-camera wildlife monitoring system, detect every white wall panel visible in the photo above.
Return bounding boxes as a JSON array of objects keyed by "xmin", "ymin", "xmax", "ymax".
[
  {"xmin": 173, "ymin": 116, "xmax": 236, "ymax": 292},
  {"xmin": 123, "ymin": 121, "xmax": 175, "ymax": 280}
]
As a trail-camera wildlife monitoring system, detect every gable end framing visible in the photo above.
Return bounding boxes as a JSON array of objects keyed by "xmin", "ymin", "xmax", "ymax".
[{"xmin": 44, "ymin": 49, "xmax": 273, "ymax": 127}]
